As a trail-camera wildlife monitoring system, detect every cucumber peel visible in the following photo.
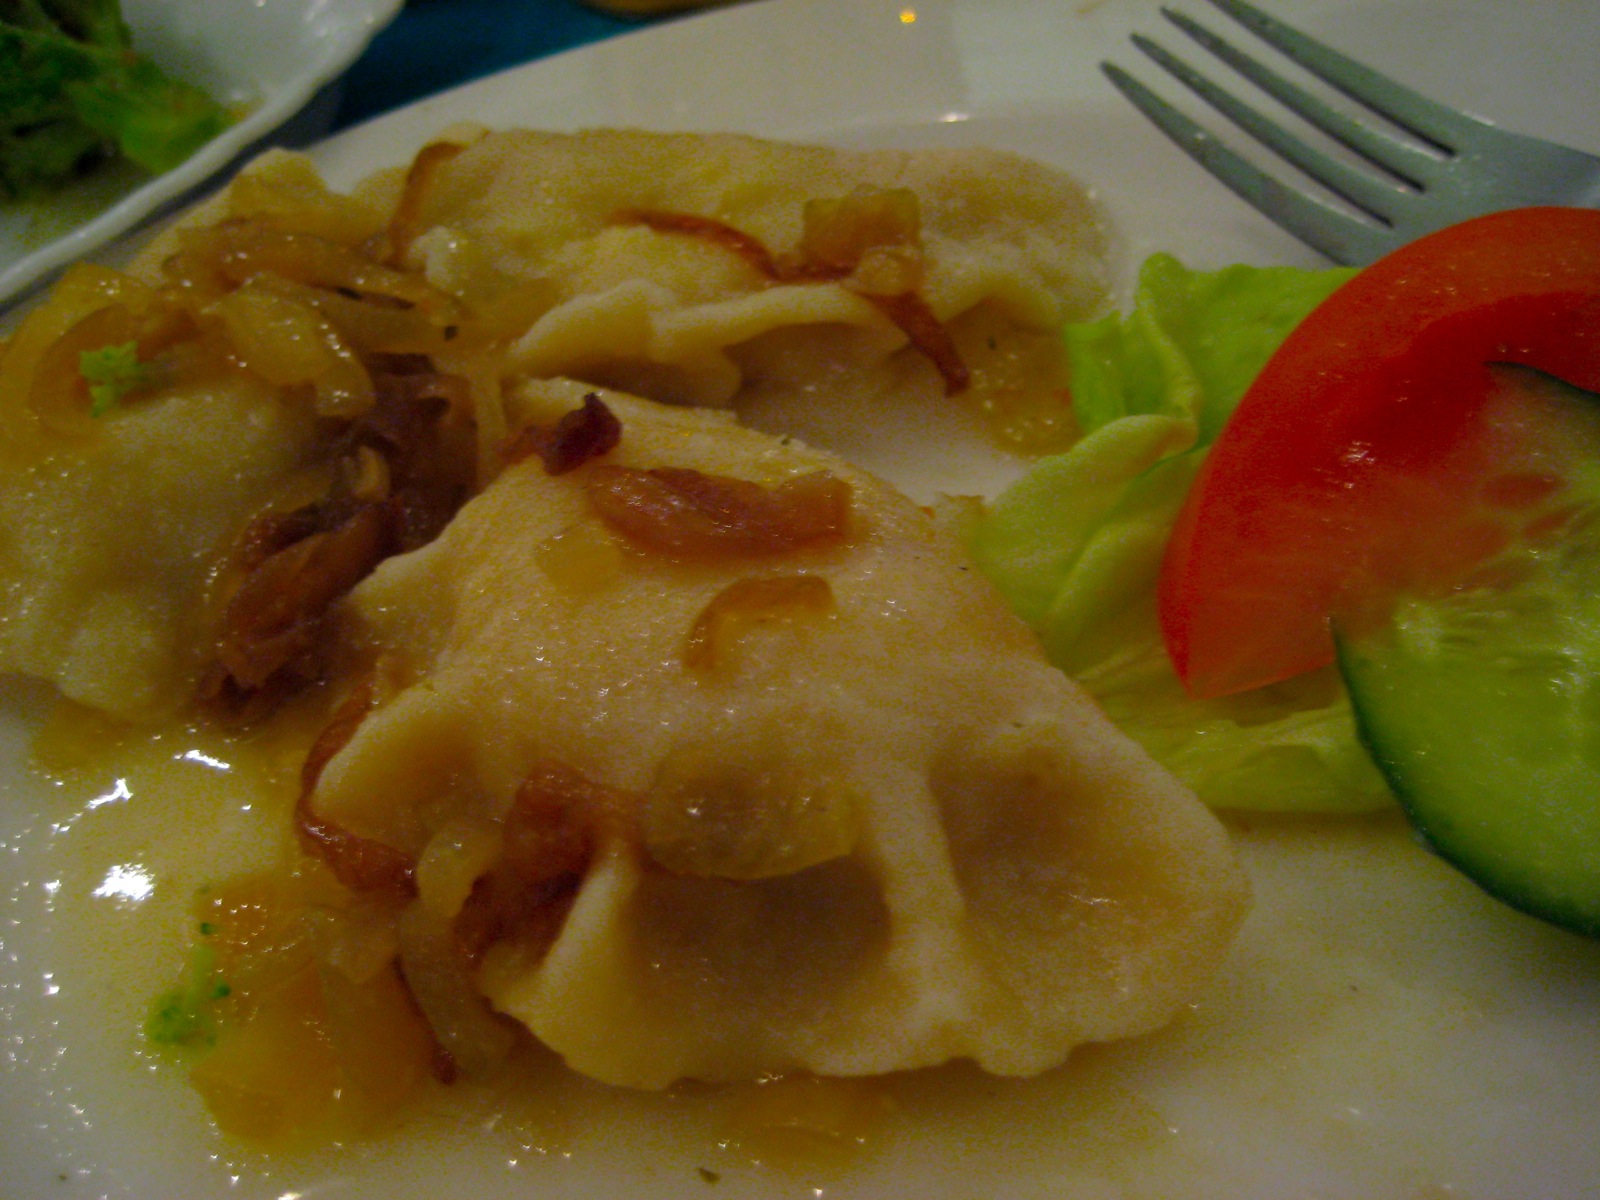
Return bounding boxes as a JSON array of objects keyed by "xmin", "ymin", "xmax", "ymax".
[{"xmin": 1338, "ymin": 368, "xmax": 1600, "ymax": 938}]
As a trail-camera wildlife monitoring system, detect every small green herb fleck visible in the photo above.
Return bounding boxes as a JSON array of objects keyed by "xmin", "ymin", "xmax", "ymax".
[
  {"xmin": 144, "ymin": 943, "xmax": 227, "ymax": 1049},
  {"xmin": 78, "ymin": 339, "xmax": 150, "ymax": 416}
]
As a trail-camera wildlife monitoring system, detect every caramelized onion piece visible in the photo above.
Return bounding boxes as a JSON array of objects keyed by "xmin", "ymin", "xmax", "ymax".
[
  {"xmin": 501, "ymin": 763, "xmax": 603, "ymax": 886},
  {"xmin": 174, "ymin": 221, "xmax": 454, "ymax": 314},
  {"xmin": 614, "ymin": 208, "xmax": 788, "ymax": 280},
  {"xmin": 387, "ymin": 141, "xmax": 467, "ymax": 266},
  {"xmin": 27, "ymin": 303, "xmax": 138, "ymax": 435},
  {"xmin": 453, "ymin": 760, "xmax": 630, "ymax": 964},
  {"xmin": 249, "ymin": 274, "xmax": 457, "ymax": 357},
  {"xmin": 216, "ymin": 503, "xmax": 392, "ymax": 691},
  {"xmin": 683, "ymin": 574, "xmax": 835, "ymax": 671},
  {"xmin": 208, "ymin": 372, "xmax": 475, "ymax": 707},
  {"xmin": 210, "ymin": 285, "xmax": 377, "ymax": 417},
  {"xmin": 162, "ymin": 219, "xmax": 465, "ymax": 365},
  {"xmin": 586, "ymin": 466, "xmax": 851, "ymax": 558},
  {"xmin": 501, "ymin": 393, "xmax": 622, "ymax": 475},
  {"xmin": 362, "ymin": 359, "xmax": 476, "ymax": 551},
  {"xmin": 1, "ymin": 264, "xmax": 190, "ymax": 449},
  {"xmin": 863, "ymin": 290, "xmax": 970, "ymax": 396},
  {"xmin": 296, "ymin": 681, "xmax": 418, "ymax": 899},
  {"xmin": 614, "ymin": 198, "xmax": 968, "ymax": 393}
]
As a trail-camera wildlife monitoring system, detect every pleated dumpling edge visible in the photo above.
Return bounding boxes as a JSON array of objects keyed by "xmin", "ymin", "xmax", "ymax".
[{"xmin": 309, "ymin": 387, "xmax": 1250, "ymax": 1089}]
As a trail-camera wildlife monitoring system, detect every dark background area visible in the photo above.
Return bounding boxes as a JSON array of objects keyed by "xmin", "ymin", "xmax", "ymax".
[{"xmin": 332, "ymin": 0, "xmax": 654, "ymax": 130}]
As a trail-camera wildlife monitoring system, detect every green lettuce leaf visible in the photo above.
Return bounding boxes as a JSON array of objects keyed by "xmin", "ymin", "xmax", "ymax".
[
  {"xmin": 35, "ymin": 0, "xmax": 131, "ymax": 49},
  {"xmin": 1065, "ymin": 251, "xmax": 1354, "ymax": 440},
  {"xmin": 970, "ymin": 254, "xmax": 1391, "ymax": 813},
  {"xmin": 65, "ymin": 51, "xmax": 232, "ymax": 174},
  {"xmin": 1, "ymin": 2, "xmax": 229, "ymax": 199},
  {"xmin": 1079, "ymin": 631, "xmax": 1392, "ymax": 814}
]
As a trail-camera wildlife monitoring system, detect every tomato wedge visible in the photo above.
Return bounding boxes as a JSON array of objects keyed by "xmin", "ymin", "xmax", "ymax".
[{"xmin": 1159, "ymin": 207, "xmax": 1600, "ymax": 699}]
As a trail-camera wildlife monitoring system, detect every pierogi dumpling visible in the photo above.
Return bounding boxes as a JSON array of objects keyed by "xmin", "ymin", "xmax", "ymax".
[
  {"xmin": 369, "ymin": 127, "xmax": 1108, "ymax": 408},
  {"xmin": 310, "ymin": 387, "xmax": 1248, "ymax": 1088}
]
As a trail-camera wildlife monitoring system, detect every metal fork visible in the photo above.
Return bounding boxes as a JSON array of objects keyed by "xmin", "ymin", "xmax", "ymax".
[{"xmin": 1103, "ymin": 0, "xmax": 1600, "ymax": 264}]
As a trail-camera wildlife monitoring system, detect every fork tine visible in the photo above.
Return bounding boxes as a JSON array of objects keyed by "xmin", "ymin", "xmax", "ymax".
[
  {"xmin": 1203, "ymin": 0, "xmax": 1480, "ymax": 149},
  {"xmin": 1102, "ymin": 62, "xmax": 1395, "ymax": 264},
  {"xmin": 1160, "ymin": 7, "xmax": 1439, "ymax": 189},
  {"xmin": 1130, "ymin": 32, "xmax": 1414, "ymax": 222}
]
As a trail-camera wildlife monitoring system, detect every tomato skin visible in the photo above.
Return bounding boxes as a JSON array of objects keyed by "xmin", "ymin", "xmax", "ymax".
[{"xmin": 1160, "ymin": 207, "xmax": 1600, "ymax": 700}]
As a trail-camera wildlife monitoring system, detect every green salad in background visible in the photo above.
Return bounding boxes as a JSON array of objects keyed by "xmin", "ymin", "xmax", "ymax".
[
  {"xmin": 1, "ymin": 0, "xmax": 233, "ymax": 200},
  {"xmin": 968, "ymin": 253, "xmax": 1397, "ymax": 815}
]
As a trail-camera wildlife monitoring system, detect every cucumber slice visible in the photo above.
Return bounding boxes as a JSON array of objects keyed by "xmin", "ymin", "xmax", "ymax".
[{"xmin": 1337, "ymin": 368, "xmax": 1600, "ymax": 939}]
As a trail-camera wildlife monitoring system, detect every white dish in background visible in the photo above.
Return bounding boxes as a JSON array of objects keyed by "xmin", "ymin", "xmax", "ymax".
[
  {"xmin": 0, "ymin": 0, "xmax": 403, "ymax": 310},
  {"xmin": 1, "ymin": 2, "xmax": 1599, "ymax": 1199}
]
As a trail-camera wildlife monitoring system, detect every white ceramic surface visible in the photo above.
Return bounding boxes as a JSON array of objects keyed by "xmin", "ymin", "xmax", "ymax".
[
  {"xmin": 0, "ymin": 0, "xmax": 403, "ymax": 309},
  {"xmin": 2, "ymin": 3, "xmax": 1599, "ymax": 1199}
]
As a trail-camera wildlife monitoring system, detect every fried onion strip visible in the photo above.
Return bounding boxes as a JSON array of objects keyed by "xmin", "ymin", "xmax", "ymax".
[
  {"xmin": 863, "ymin": 290, "xmax": 971, "ymax": 396},
  {"xmin": 295, "ymin": 680, "xmax": 418, "ymax": 899},
  {"xmin": 614, "ymin": 202, "xmax": 970, "ymax": 394},
  {"xmin": 388, "ymin": 141, "xmax": 468, "ymax": 266},
  {"xmin": 453, "ymin": 760, "xmax": 631, "ymax": 965},
  {"xmin": 501, "ymin": 393, "xmax": 622, "ymax": 475},
  {"xmin": 586, "ymin": 466, "xmax": 851, "ymax": 558}
]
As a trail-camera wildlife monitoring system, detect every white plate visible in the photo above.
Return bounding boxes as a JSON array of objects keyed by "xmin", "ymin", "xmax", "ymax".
[
  {"xmin": 0, "ymin": 0, "xmax": 402, "ymax": 310},
  {"xmin": 3, "ymin": 2, "xmax": 1600, "ymax": 1198}
]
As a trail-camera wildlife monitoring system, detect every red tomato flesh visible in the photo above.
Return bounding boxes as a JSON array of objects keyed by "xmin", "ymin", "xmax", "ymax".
[{"xmin": 1159, "ymin": 207, "xmax": 1600, "ymax": 699}]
